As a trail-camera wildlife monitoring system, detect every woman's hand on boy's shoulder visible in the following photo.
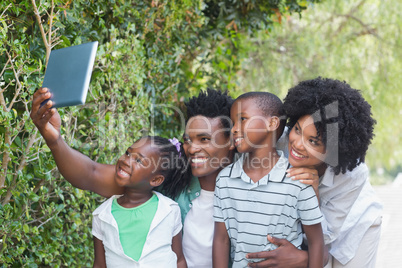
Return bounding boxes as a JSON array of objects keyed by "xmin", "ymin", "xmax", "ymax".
[
  {"xmin": 246, "ymin": 235, "xmax": 308, "ymax": 268},
  {"xmin": 287, "ymin": 167, "xmax": 319, "ymax": 191}
]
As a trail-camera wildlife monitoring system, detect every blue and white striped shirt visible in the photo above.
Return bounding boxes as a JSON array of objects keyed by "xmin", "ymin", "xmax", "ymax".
[{"xmin": 213, "ymin": 151, "xmax": 323, "ymax": 267}]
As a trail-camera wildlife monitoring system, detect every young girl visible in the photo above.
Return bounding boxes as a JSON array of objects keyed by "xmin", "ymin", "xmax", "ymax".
[{"xmin": 92, "ymin": 136, "xmax": 189, "ymax": 267}]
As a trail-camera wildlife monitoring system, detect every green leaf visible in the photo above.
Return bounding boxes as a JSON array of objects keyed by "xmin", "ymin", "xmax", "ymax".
[{"xmin": 23, "ymin": 224, "xmax": 29, "ymax": 233}]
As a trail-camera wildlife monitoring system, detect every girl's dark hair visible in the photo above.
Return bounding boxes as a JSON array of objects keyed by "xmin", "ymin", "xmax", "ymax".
[
  {"xmin": 146, "ymin": 136, "xmax": 191, "ymax": 200},
  {"xmin": 283, "ymin": 77, "xmax": 376, "ymax": 175}
]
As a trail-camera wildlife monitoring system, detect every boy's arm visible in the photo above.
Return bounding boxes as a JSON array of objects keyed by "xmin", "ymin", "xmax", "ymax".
[
  {"xmin": 172, "ymin": 232, "xmax": 187, "ymax": 268},
  {"xmin": 93, "ymin": 236, "xmax": 106, "ymax": 268},
  {"xmin": 303, "ymin": 223, "xmax": 324, "ymax": 268},
  {"xmin": 31, "ymin": 87, "xmax": 123, "ymax": 197},
  {"xmin": 213, "ymin": 221, "xmax": 230, "ymax": 268}
]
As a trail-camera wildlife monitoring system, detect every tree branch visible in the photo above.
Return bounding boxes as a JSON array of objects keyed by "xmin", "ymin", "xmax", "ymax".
[
  {"xmin": 334, "ymin": 0, "xmax": 367, "ymax": 36},
  {"xmin": 340, "ymin": 14, "xmax": 380, "ymax": 39},
  {"xmin": 0, "ymin": 126, "xmax": 11, "ymax": 188},
  {"xmin": 31, "ymin": 0, "xmax": 51, "ymax": 66},
  {"xmin": 0, "ymin": 57, "xmax": 11, "ymax": 79},
  {"xmin": 1, "ymin": 3, "xmax": 12, "ymax": 18},
  {"xmin": 5, "ymin": 50, "xmax": 23, "ymax": 112},
  {"xmin": 1, "ymin": 129, "xmax": 38, "ymax": 205},
  {"xmin": 48, "ymin": 0, "xmax": 54, "ymax": 46},
  {"xmin": 0, "ymin": 91, "xmax": 7, "ymax": 111},
  {"xmin": 38, "ymin": 209, "xmax": 61, "ymax": 228},
  {"xmin": 33, "ymin": 178, "xmax": 46, "ymax": 194}
]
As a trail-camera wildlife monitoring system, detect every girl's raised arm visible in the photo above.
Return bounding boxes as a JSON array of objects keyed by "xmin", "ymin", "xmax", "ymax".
[{"xmin": 31, "ymin": 87, "xmax": 123, "ymax": 197}]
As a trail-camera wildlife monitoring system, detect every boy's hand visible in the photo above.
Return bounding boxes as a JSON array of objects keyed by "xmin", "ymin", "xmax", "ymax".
[
  {"xmin": 30, "ymin": 87, "xmax": 61, "ymax": 148},
  {"xmin": 246, "ymin": 235, "xmax": 308, "ymax": 268}
]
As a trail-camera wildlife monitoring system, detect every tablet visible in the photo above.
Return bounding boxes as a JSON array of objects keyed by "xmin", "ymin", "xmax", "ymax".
[{"xmin": 41, "ymin": 41, "xmax": 98, "ymax": 108}]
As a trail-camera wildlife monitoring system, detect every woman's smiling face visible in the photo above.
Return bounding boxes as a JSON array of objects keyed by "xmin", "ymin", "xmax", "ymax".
[
  {"xmin": 182, "ymin": 116, "xmax": 234, "ymax": 180},
  {"xmin": 288, "ymin": 115, "xmax": 327, "ymax": 169}
]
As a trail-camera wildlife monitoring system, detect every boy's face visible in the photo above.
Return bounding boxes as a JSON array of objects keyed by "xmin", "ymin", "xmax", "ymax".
[
  {"xmin": 114, "ymin": 138, "xmax": 161, "ymax": 189},
  {"xmin": 230, "ymin": 98, "xmax": 272, "ymax": 154},
  {"xmin": 183, "ymin": 115, "xmax": 234, "ymax": 180}
]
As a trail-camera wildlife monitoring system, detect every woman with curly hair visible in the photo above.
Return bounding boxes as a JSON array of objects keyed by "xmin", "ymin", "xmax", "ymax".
[{"xmin": 247, "ymin": 77, "xmax": 382, "ymax": 268}]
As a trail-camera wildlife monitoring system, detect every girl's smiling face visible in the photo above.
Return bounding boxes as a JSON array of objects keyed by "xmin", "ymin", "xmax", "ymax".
[
  {"xmin": 288, "ymin": 115, "xmax": 327, "ymax": 170},
  {"xmin": 115, "ymin": 137, "xmax": 162, "ymax": 189}
]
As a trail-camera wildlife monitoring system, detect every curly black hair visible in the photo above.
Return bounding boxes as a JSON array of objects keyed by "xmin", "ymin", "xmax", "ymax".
[
  {"xmin": 145, "ymin": 136, "xmax": 191, "ymax": 199},
  {"xmin": 235, "ymin": 91, "xmax": 287, "ymax": 139},
  {"xmin": 185, "ymin": 88, "xmax": 234, "ymax": 137},
  {"xmin": 283, "ymin": 77, "xmax": 376, "ymax": 175}
]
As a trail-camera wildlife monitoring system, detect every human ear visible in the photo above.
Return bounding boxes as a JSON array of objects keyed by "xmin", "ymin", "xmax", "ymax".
[
  {"xmin": 150, "ymin": 175, "xmax": 165, "ymax": 187},
  {"xmin": 267, "ymin": 116, "xmax": 280, "ymax": 131}
]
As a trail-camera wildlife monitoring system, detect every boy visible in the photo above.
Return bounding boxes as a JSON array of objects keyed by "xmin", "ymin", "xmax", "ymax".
[{"xmin": 213, "ymin": 92, "xmax": 324, "ymax": 268}]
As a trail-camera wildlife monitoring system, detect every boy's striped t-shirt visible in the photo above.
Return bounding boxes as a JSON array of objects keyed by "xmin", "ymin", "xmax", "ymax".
[{"xmin": 213, "ymin": 152, "xmax": 323, "ymax": 267}]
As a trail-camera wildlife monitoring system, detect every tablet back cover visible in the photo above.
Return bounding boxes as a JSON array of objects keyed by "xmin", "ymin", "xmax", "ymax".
[{"xmin": 42, "ymin": 41, "xmax": 98, "ymax": 108}]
